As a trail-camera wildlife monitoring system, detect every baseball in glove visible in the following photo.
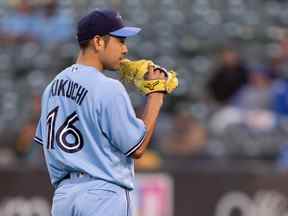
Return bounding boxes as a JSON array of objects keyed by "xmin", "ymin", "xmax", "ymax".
[{"xmin": 119, "ymin": 59, "xmax": 179, "ymax": 95}]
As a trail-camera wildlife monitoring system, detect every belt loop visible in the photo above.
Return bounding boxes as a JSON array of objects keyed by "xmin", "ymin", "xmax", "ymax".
[{"xmin": 70, "ymin": 172, "xmax": 85, "ymax": 179}]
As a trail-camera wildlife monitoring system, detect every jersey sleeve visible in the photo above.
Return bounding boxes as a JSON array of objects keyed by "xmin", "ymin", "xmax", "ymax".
[
  {"xmin": 34, "ymin": 119, "xmax": 44, "ymax": 145},
  {"xmin": 99, "ymin": 82, "xmax": 146, "ymax": 157}
]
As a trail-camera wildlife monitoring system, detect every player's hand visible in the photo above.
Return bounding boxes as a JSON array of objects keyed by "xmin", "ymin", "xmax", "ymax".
[{"xmin": 145, "ymin": 64, "xmax": 167, "ymax": 81}]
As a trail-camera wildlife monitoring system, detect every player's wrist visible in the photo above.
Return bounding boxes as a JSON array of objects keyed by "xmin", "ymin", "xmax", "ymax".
[{"xmin": 146, "ymin": 92, "xmax": 164, "ymax": 104}]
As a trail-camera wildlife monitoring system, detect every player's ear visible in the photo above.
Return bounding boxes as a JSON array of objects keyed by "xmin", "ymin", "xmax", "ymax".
[{"xmin": 92, "ymin": 36, "xmax": 105, "ymax": 51}]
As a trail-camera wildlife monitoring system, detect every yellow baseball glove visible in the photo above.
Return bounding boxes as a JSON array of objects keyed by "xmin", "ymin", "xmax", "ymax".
[{"xmin": 119, "ymin": 59, "xmax": 179, "ymax": 95}]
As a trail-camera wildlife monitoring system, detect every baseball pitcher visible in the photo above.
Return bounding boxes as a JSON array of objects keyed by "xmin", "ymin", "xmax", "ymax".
[{"xmin": 34, "ymin": 8, "xmax": 178, "ymax": 216}]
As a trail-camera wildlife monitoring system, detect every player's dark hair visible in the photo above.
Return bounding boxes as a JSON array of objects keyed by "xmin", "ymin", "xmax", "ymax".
[
  {"xmin": 79, "ymin": 35, "xmax": 111, "ymax": 51},
  {"xmin": 79, "ymin": 40, "xmax": 90, "ymax": 50}
]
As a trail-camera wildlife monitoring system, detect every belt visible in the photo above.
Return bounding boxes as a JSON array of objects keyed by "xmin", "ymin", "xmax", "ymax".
[
  {"xmin": 55, "ymin": 172, "xmax": 86, "ymax": 188},
  {"xmin": 56, "ymin": 173, "xmax": 129, "ymax": 193}
]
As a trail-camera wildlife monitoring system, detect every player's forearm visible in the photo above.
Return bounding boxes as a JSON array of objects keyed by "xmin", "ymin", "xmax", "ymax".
[{"xmin": 131, "ymin": 93, "xmax": 164, "ymax": 159}]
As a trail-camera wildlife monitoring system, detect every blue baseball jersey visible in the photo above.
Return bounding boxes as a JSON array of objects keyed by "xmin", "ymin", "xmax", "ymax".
[{"xmin": 34, "ymin": 64, "xmax": 146, "ymax": 190}]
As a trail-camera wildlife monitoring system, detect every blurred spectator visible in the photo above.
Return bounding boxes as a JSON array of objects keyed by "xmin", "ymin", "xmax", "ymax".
[
  {"xmin": 158, "ymin": 111, "xmax": 207, "ymax": 157},
  {"xmin": 232, "ymin": 66, "xmax": 274, "ymax": 111},
  {"xmin": 15, "ymin": 94, "xmax": 41, "ymax": 162},
  {"xmin": 135, "ymin": 150, "xmax": 162, "ymax": 171},
  {"xmin": 0, "ymin": 0, "xmax": 74, "ymax": 45},
  {"xmin": 208, "ymin": 106, "xmax": 280, "ymax": 159},
  {"xmin": 0, "ymin": 0, "xmax": 37, "ymax": 44},
  {"xmin": 33, "ymin": 0, "xmax": 74, "ymax": 44},
  {"xmin": 207, "ymin": 63, "xmax": 281, "ymax": 159},
  {"xmin": 271, "ymin": 77, "xmax": 288, "ymax": 116},
  {"xmin": 15, "ymin": 118, "xmax": 38, "ymax": 158},
  {"xmin": 268, "ymin": 56, "xmax": 284, "ymax": 80},
  {"xmin": 206, "ymin": 48, "xmax": 249, "ymax": 105}
]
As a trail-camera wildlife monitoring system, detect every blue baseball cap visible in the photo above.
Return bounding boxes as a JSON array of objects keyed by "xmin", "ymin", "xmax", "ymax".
[{"xmin": 77, "ymin": 9, "xmax": 141, "ymax": 44}]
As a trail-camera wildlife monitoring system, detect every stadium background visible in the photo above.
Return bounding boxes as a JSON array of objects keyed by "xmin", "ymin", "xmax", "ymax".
[{"xmin": 2, "ymin": 0, "xmax": 288, "ymax": 215}]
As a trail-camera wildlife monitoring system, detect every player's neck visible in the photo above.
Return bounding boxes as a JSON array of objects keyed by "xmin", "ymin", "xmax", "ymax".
[{"xmin": 76, "ymin": 52, "xmax": 103, "ymax": 72}]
